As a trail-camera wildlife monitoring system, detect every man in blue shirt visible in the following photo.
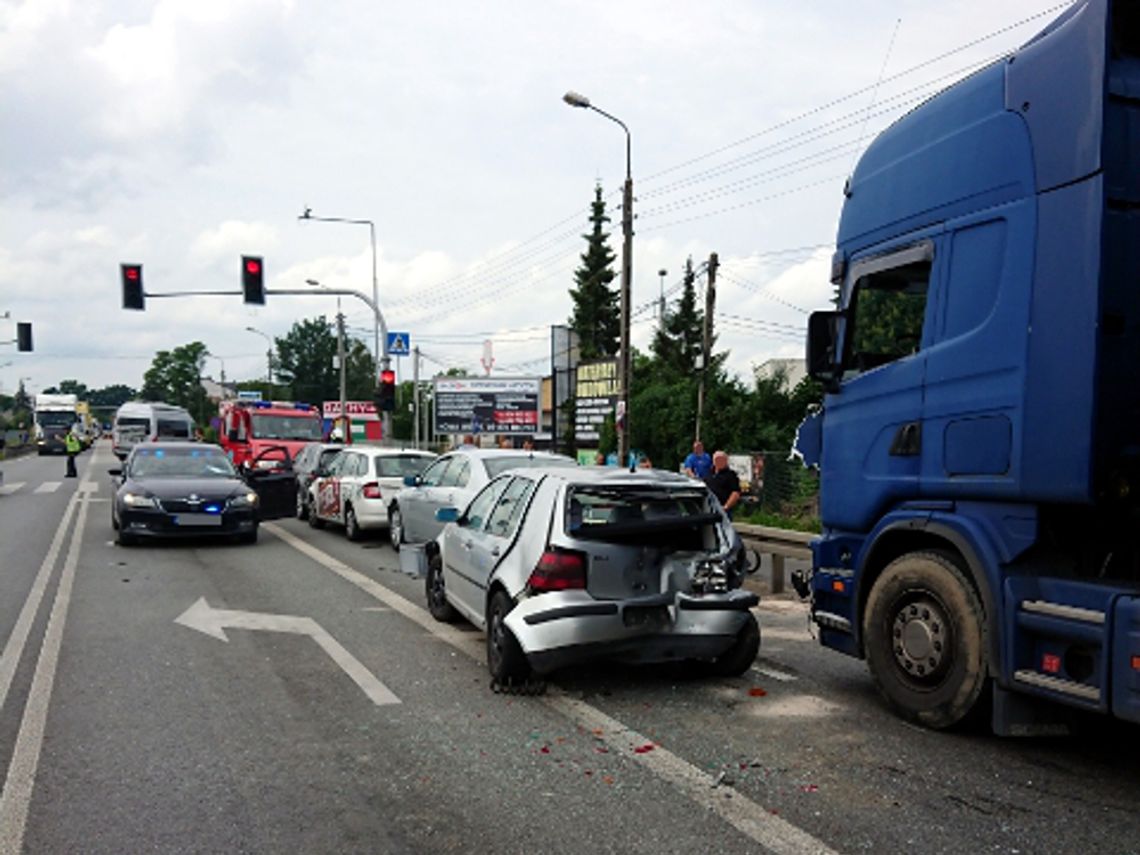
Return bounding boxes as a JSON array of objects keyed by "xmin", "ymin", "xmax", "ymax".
[{"xmin": 683, "ymin": 440, "xmax": 712, "ymax": 479}]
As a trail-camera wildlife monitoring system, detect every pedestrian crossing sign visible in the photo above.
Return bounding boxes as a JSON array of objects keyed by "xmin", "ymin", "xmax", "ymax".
[{"xmin": 387, "ymin": 332, "xmax": 410, "ymax": 356}]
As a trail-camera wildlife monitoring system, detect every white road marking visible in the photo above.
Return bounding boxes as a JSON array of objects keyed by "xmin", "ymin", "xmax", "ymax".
[
  {"xmin": 0, "ymin": 483, "xmax": 25, "ymax": 496},
  {"xmin": 0, "ymin": 493, "xmax": 91, "ymax": 853},
  {"xmin": 78, "ymin": 481, "xmax": 98, "ymax": 493},
  {"xmin": 745, "ymin": 694, "xmax": 844, "ymax": 719},
  {"xmin": 174, "ymin": 598, "xmax": 400, "ymax": 707},
  {"xmin": 763, "ymin": 628, "xmax": 813, "ymax": 642},
  {"xmin": 33, "ymin": 482, "xmax": 61, "ymax": 494},
  {"xmin": 752, "ymin": 665, "xmax": 798, "ymax": 683},
  {"xmin": 266, "ymin": 523, "xmax": 838, "ymax": 855}
]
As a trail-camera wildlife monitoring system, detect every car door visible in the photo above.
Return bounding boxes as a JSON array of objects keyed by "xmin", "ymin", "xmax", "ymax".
[
  {"xmin": 245, "ymin": 446, "xmax": 297, "ymax": 520},
  {"xmin": 423, "ymin": 456, "xmax": 472, "ymax": 542},
  {"xmin": 471, "ymin": 475, "xmax": 538, "ymax": 593},
  {"xmin": 442, "ymin": 477, "xmax": 511, "ymax": 624},
  {"xmin": 404, "ymin": 455, "xmax": 451, "ymax": 542},
  {"xmin": 339, "ymin": 452, "xmax": 366, "ymax": 523},
  {"xmin": 315, "ymin": 452, "xmax": 347, "ymax": 522}
]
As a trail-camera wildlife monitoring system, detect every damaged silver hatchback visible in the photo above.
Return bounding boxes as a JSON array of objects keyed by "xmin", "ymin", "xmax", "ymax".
[{"xmin": 423, "ymin": 467, "xmax": 760, "ymax": 684}]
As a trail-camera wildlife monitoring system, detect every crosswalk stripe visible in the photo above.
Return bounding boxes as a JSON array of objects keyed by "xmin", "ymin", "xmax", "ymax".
[
  {"xmin": 0, "ymin": 482, "xmax": 26, "ymax": 496},
  {"xmin": 34, "ymin": 482, "xmax": 61, "ymax": 494}
]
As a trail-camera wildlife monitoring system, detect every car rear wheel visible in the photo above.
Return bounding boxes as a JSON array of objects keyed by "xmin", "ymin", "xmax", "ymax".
[
  {"xmin": 708, "ymin": 615, "xmax": 760, "ymax": 677},
  {"xmin": 487, "ymin": 590, "xmax": 530, "ymax": 684},
  {"xmin": 345, "ymin": 505, "xmax": 362, "ymax": 541},
  {"xmin": 308, "ymin": 506, "xmax": 325, "ymax": 529},
  {"xmin": 388, "ymin": 505, "xmax": 404, "ymax": 552},
  {"xmin": 295, "ymin": 488, "xmax": 309, "ymax": 520},
  {"xmin": 425, "ymin": 553, "xmax": 459, "ymax": 623}
]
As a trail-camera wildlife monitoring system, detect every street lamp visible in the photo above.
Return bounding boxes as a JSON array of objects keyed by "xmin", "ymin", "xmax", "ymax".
[
  {"xmin": 657, "ymin": 268, "xmax": 668, "ymax": 325},
  {"xmin": 297, "ymin": 208, "xmax": 383, "ymax": 370},
  {"xmin": 563, "ymin": 90, "xmax": 634, "ymax": 465},
  {"xmin": 245, "ymin": 326, "xmax": 274, "ymax": 384}
]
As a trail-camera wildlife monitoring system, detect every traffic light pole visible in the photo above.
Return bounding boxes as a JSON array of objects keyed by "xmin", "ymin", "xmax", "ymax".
[{"xmin": 144, "ymin": 285, "xmax": 394, "ymax": 438}]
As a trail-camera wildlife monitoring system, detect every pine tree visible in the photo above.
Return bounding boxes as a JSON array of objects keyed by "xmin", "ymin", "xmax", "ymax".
[
  {"xmin": 651, "ymin": 257, "xmax": 704, "ymax": 375},
  {"xmin": 568, "ymin": 184, "xmax": 620, "ymax": 359}
]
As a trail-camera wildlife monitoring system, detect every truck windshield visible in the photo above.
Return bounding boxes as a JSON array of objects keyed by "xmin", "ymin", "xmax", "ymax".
[
  {"xmin": 37, "ymin": 411, "xmax": 76, "ymax": 429},
  {"xmin": 250, "ymin": 414, "xmax": 322, "ymax": 441}
]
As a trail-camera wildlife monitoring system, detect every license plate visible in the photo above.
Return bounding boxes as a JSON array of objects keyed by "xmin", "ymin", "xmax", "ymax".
[{"xmin": 173, "ymin": 514, "xmax": 223, "ymax": 527}]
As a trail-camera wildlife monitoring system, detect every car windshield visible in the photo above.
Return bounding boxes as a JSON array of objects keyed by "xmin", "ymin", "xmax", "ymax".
[
  {"xmin": 565, "ymin": 485, "xmax": 717, "ymax": 547},
  {"xmin": 484, "ymin": 455, "xmax": 577, "ymax": 478},
  {"xmin": 375, "ymin": 455, "xmax": 433, "ymax": 478},
  {"xmin": 250, "ymin": 414, "xmax": 323, "ymax": 441},
  {"xmin": 130, "ymin": 448, "xmax": 237, "ymax": 479},
  {"xmin": 157, "ymin": 418, "xmax": 192, "ymax": 438}
]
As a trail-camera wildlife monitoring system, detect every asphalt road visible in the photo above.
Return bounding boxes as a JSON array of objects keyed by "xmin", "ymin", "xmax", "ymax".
[{"xmin": 1, "ymin": 441, "xmax": 1137, "ymax": 854}]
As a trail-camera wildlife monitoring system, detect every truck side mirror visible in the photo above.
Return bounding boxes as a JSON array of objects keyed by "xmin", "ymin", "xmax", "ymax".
[{"xmin": 807, "ymin": 310, "xmax": 844, "ymax": 393}]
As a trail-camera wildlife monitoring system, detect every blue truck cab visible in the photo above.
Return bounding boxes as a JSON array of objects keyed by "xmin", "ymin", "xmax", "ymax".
[{"xmin": 798, "ymin": 0, "xmax": 1140, "ymax": 731}]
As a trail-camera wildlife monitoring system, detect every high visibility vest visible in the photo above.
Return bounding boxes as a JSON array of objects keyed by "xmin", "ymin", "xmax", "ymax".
[{"xmin": 65, "ymin": 433, "xmax": 81, "ymax": 453}]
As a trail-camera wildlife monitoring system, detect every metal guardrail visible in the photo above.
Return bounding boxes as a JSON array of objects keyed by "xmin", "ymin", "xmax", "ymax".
[{"xmin": 735, "ymin": 523, "xmax": 814, "ymax": 594}]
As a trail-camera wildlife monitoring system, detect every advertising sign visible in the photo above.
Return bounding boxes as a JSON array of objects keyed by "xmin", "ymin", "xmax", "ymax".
[
  {"xmin": 574, "ymin": 359, "xmax": 619, "ymax": 443},
  {"xmin": 433, "ymin": 377, "xmax": 540, "ymax": 436},
  {"xmin": 322, "ymin": 401, "xmax": 379, "ymax": 420}
]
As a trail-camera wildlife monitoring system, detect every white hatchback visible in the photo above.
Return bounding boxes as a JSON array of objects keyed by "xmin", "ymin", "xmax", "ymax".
[{"xmin": 307, "ymin": 447, "xmax": 436, "ymax": 540}]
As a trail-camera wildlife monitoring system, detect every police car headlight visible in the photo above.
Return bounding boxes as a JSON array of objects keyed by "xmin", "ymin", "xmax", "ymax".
[
  {"xmin": 122, "ymin": 492, "xmax": 159, "ymax": 509},
  {"xmin": 229, "ymin": 491, "xmax": 259, "ymax": 509}
]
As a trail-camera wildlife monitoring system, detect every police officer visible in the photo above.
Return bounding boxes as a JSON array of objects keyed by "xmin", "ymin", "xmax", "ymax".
[{"xmin": 64, "ymin": 426, "xmax": 81, "ymax": 478}]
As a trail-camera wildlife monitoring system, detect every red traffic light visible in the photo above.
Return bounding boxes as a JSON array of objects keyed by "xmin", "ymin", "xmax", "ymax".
[
  {"xmin": 125, "ymin": 267, "xmax": 139, "ymax": 281},
  {"xmin": 245, "ymin": 258, "xmax": 261, "ymax": 275},
  {"xmin": 380, "ymin": 369, "xmax": 396, "ymax": 385}
]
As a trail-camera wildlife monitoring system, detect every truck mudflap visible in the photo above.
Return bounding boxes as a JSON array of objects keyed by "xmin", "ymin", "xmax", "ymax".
[
  {"xmin": 1112, "ymin": 597, "xmax": 1140, "ymax": 724},
  {"xmin": 1003, "ymin": 576, "xmax": 1140, "ymax": 717}
]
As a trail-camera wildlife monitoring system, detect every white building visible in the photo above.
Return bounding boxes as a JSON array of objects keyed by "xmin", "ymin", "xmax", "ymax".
[{"xmin": 754, "ymin": 358, "xmax": 807, "ymax": 390}]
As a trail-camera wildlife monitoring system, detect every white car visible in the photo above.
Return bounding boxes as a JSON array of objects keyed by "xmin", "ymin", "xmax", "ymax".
[
  {"xmin": 307, "ymin": 447, "xmax": 436, "ymax": 540},
  {"xmin": 387, "ymin": 448, "xmax": 578, "ymax": 551}
]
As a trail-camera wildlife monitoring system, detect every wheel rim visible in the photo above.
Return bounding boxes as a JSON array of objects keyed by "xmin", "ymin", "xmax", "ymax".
[
  {"xmin": 429, "ymin": 561, "xmax": 446, "ymax": 609},
  {"xmin": 296, "ymin": 491, "xmax": 304, "ymax": 515},
  {"xmin": 390, "ymin": 509, "xmax": 402, "ymax": 548},
  {"xmin": 890, "ymin": 593, "xmax": 953, "ymax": 684},
  {"xmin": 488, "ymin": 603, "xmax": 506, "ymax": 670},
  {"xmin": 347, "ymin": 509, "xmax": 356, "ymax": 536}
]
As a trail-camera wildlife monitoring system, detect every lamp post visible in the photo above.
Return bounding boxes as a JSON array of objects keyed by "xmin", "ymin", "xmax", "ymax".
[
  {"xmin": 657, "ymin": 268, "xmax": 668, "ymax": 327},
  {"xmin": 245, "ymin": 326, "xmax": 273, "ymax": 384},
  {"xmin": 563, "ymin": 90, "xmax": 634, "ymax": 465}
]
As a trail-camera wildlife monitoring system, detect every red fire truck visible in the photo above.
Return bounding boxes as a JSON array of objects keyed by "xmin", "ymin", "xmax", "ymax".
[{"xmin": 218, "ymin": 400, "xmax": 324, "ymax": 468}]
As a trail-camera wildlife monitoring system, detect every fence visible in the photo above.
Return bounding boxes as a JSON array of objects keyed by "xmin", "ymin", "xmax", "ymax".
[{"xmin": 735, "ymin": 523, "xmax": 814, "ymax": 594}]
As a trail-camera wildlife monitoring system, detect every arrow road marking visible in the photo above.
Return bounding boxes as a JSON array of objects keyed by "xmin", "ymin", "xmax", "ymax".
[{"xmin": 174, "ymin": 598, "xmax": 400, "ymax": 707}]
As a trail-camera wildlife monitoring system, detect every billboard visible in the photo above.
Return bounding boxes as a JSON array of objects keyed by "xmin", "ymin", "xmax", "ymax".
[
  {"xmin": 573, "ymin": 359, "xmax": 619, "ymax": 443},
  {"xmin": 433, "ymin": 377, "xmax": 540, "ymax": 436}
]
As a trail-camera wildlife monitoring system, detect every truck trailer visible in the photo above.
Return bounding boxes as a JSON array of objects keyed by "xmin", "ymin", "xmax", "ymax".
[{"xmin": 795, "ymin": 0, "xmax": 1139, "ymax": 732}]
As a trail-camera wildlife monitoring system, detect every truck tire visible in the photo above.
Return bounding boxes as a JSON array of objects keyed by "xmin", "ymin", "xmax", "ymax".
[{"xmin": 863, "ymin": 551, "xmax": 987, "ymax": 730}]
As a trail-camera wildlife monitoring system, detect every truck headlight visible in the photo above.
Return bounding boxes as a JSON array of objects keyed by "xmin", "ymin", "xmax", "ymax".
[
  {"xmin": 122, "ymin": 492, "xmax": 159, "ymax": 509},
  {"xmin": 229, "ymin": 491, "xmax": 259, "ymax": 509}
]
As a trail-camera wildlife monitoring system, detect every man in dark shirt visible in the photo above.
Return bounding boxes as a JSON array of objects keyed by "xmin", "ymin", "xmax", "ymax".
[{"xmin": 705, "ymin": 450, "xmax": 742, "ymax": 518}]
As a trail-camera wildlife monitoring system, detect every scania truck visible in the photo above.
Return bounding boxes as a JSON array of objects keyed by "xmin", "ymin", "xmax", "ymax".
[
  {"xmin": 33, "ymin": 394, "xmax": 80, "ymax": 455},
  {"xmin": 795, "ymin": 0, "xmax": 1139, "ymax": 732}
]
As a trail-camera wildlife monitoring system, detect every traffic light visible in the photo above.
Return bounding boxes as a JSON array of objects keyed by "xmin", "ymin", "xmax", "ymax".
[
  {"xmin": 376, "ymin": 369, "xmax": 396, "ymax": 412},
  {"xmin": 121, "ymin": 263, "xmax": 144, "ymax": 310},
  {"xmin": 242, "ymin": 255, "xmax": 265, "ymax": 305},
  {"xmin": 16, "ymin": 322, "xmax": 32, "ymax": 352}
]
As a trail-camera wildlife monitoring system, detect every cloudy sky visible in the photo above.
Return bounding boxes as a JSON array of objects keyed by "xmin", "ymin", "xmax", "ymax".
[{"xmin": 1, "ymin": 0, "xmax": 1067, "ymax": 396}]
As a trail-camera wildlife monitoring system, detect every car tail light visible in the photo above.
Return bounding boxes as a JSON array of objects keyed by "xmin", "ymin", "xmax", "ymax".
[
  {"xmin": 362, "ymin": 482, "xmax": 382, "ymax": 499},
  {"xmin": 528, "ymin": 548, "xmax": 587, "ymax": 593}
]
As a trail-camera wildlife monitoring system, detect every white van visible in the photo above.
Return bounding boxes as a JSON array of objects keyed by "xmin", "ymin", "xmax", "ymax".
[{"xmin": 112, "ymin": 402, "xmax": 195, "ymax": 459}]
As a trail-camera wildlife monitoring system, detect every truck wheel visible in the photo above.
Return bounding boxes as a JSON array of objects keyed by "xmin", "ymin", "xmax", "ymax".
[{"xmin": 863, "ymin": 551, "xmax": 987, "ymax": 730}]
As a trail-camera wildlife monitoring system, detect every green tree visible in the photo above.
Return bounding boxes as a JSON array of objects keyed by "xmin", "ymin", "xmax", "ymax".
[
  {"xmin": 274, "ymin": 317, "xmax": 374, "ymax": 406},
  {"xmin": 88, "ymin": 384, "xmax": 137, "ymax": 409},
  {"xmin": 568, "ymin": 184, "xmax": 620, "ymax": 359},
  {"xmin": 650, "ymin": 257, "xmax": 704, "ymax": 376},
  {"xmin": 140, "ymin": 342, "xmax": 210, "ymax": 423},
  {"xmin": 14, "ymin": 380, "xmax": 32, "ymax": 413}
]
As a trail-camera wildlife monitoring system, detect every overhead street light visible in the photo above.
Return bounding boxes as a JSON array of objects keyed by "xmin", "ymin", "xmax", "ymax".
[
  {"xmin": 298, "ymin": 209, "xmax": 392, "ymax": 439},
  {"xmin": 563, "ymin": 89, "xmax": 635, "ymax": 465},
  {"xmin": 245, "ymin": 326, "xmax": 274, "ymax": 383}
]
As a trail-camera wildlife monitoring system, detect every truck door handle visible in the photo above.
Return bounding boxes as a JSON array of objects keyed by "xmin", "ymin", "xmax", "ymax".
[{"xmin": 889, "ymin": 421, "xmax": 922, "ymax": 456}]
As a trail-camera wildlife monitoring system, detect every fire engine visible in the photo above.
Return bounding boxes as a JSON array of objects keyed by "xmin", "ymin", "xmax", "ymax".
[{"xmin": 218, "ymin": 400, "xmax": 324, "ymax": 468}]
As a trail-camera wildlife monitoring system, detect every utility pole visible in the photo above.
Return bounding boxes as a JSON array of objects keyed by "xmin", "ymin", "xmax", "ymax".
[
  {"xmin": 695, "ymin": 252, "xmax": 718, "ymax": 443},
  {"xmin": 657, "ymin": 269, "xmax": 667, "ymax": 330},
  {"xmin": 618, "ymin": 168, "xmax": 634, "ymax": 466},
  {"xmin": 336, "ymin": 307, "xmax": 348, "ymax": 443},
  {"xmin": 413, "ymin": 345, "xmax": 421, "ymax": 449}
]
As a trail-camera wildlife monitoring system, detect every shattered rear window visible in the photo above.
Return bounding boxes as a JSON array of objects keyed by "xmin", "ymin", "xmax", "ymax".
[{"xmin": 565, "ymin": 486, "xmax": 719, "ymax": 544}]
